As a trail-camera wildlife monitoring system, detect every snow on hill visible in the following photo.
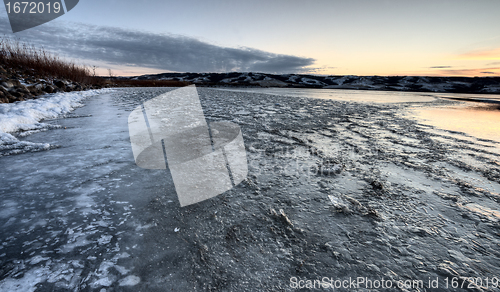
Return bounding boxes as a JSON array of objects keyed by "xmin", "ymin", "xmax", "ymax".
[{"xmin": 124, "ymin": 72, "xmax": 500, "ymax": 94}]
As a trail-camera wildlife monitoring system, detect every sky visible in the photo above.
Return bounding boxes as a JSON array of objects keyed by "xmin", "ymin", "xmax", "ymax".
[{"xmin": 1, "ymin": 0, "xmax": 500, "ymax": 77}]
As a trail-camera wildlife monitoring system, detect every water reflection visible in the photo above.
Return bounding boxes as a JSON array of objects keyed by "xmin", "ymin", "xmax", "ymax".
[
  {"xmin": 413, "ymin": 103, "xmax": 500, "ymax": 144},
  {"xmin": 433, "ymin": 93, "xmax": 500, "ymax": 104},
  {"xmin": 219, "ymin": 87, "xmax": 500, "ymax": 144}
]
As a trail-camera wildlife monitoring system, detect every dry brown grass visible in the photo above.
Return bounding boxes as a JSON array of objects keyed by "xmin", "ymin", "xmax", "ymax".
[{"xmin": 0, "ymin": 38, "xmax": 102, "ymax": 85}]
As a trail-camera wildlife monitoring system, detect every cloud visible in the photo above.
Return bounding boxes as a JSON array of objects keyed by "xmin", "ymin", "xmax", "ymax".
[
  {"xmin": 436, "ymin": 67, "xmax": 500, "ymax": 76},
  {"xmin": 457, "ymin": 48, "xmax": 500, "ymax": 60},
  {"xmin": 302, "ymin": 66, "xmax": 337, "ymax": 74},
  {"xmin": 0, "ymin": 18, "xmax": 315, "ymax": 74},
  {"xmin": 429, "ymin": 66, "xmax": 452, "ymax": 69}
]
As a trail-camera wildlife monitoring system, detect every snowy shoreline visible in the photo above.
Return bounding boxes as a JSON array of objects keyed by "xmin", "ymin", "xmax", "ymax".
[{"xmin": 0, "ymin": 89, "xmax": 114, "ymax": 156}]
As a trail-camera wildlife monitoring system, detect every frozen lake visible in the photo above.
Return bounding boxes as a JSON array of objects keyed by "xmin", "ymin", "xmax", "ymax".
[
  {"xmin": 218, "ymin": 87, "xmax": 439, "ymax": 103},
  {"xmin": 222, "ymin": 87, "xmax": 500, "ymax": 144},
  {"xmin": 1, "ymin": 87, "xmax": 500, "ymax": 291}
]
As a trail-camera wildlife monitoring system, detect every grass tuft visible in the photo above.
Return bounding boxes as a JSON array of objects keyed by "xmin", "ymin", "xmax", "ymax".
[{"xmin": 0, "ymin": 38, "xmax": 102, "ymax": 85}]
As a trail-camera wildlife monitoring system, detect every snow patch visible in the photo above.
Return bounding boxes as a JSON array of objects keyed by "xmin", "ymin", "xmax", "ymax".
[
  {"xmin": 0, "ymin": 200, "xmax": 18, "ymax": 218},
  {"xmin": 98, "ymin": 235, "xmax": 113, "ymax": 245},
  {"xmin": 0, "ymin": 267, "xmax": 48, "ymax": 292},
  {"xmin": 59, "ymin": 229, "xmax": 95, "ymax": 253},
  {"xmin": 119, "ymin": 275, "xmax": 141, "ymax": 286}
]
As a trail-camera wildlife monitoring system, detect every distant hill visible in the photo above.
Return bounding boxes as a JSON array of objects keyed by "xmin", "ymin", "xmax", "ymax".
[{"xmin": 119, "ymin": 72, "xmax": 500, "ymax": 94}]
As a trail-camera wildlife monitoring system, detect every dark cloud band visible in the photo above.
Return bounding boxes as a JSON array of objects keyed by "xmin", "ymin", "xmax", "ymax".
[{"xmin": 0, "ymin": 18, "xmax": 315, "ymax": 73}]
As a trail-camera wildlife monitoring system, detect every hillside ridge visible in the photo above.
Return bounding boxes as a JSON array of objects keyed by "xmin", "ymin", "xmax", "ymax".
[{"xmin": 123, "ymin": 72, "xmax": 500, "ymax": 94}]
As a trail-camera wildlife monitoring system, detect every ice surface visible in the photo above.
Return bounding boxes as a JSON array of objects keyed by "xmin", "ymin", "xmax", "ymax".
[
  {"xmin": 1, "ymin": 87, "xmax": 500, "ymax": 291},
  {"xmin": 218, "ymin": 87, "xmax": 438, "ymax": 103}
]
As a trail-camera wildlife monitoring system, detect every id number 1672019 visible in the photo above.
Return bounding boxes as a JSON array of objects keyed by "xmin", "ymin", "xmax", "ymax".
[{"xmin": 5, "ymin": 2, "xmax": 62, "ymax": 14}]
